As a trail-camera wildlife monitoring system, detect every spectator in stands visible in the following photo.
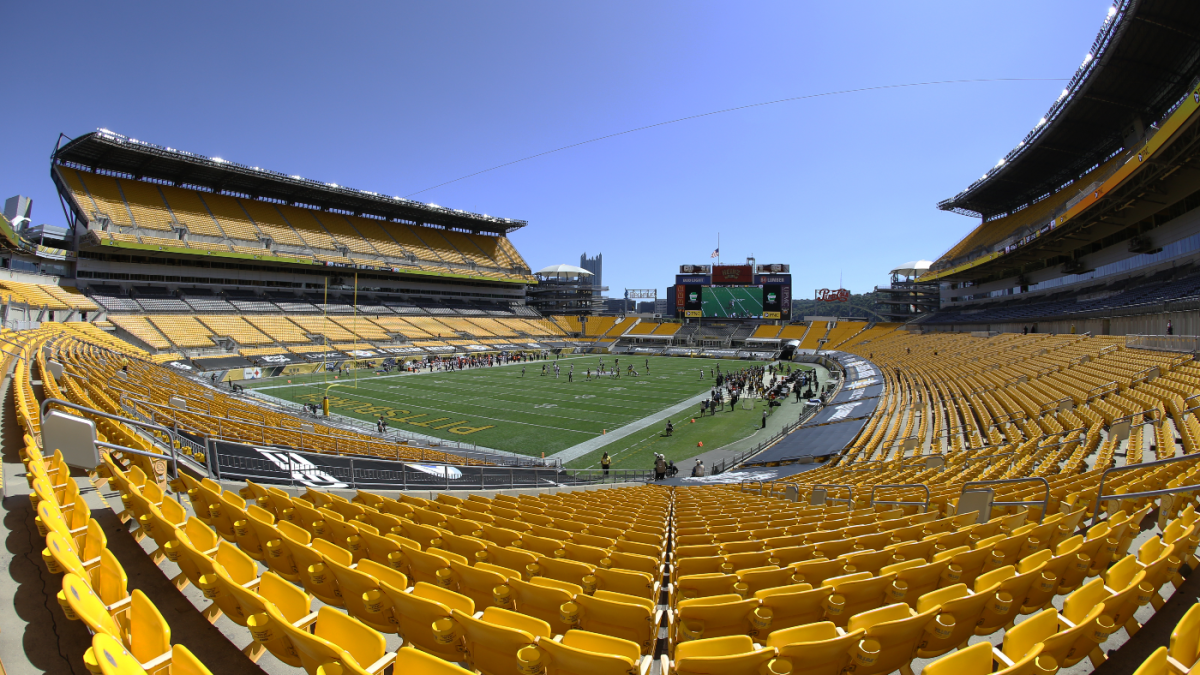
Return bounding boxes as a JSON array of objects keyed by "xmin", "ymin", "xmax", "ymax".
[
  {"xmin": 1023, "ymin": 325, "xmax": 1028, "ymax": 335},
  {"xmin": 692, "ymin": 459, "xmax": 705, "ymax": 477},
  {"xmin": 1168, "ymin": 320, "xmax": 1174, "ymax": 335}
]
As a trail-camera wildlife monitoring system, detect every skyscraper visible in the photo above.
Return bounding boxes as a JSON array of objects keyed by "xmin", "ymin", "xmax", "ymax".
[{"xmin": 580, "ymin": 252, "xmax": 602, "ymax": 288}]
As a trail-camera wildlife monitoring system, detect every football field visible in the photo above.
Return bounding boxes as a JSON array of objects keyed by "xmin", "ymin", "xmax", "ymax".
[
  {"xmin": 702, "ymin": 286, "xmax": 763, "ymax": 318},
  {"xmin": 245, "ymin": 355, "xmax": 744, "ymax": 457}
]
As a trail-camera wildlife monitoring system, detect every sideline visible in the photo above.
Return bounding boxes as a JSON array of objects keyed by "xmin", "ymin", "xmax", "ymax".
[{"xmin": 547, "ymin": 389, "xmax": 715, "ymax": 463}]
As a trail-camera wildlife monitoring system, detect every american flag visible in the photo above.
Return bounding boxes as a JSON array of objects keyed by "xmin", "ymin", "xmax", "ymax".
[{"xmin": 711, "ymin": 248, "xmax": 719, "ymax": 258}]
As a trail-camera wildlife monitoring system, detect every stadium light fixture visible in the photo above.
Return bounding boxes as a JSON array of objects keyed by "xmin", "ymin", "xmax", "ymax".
[
  {"xmin": 1059, "ymin": 89, "xmax": 1069, "ymax": 100},
  {"xmin": 213, "ymin": 157, "xmax": 225, "ymax": 163},
  {"xmin": 1083, "ymin": 54, "xmax": 1093, "ymax": 65},
  {"xmin": 1037, "ymin": 118, "xmax": 1047, "ymax": 126},
  {"xmin": 291, "ymin": 175, "xmax": 303, "ymax": 180},
  {"xmin": 1108, "ymin": 6, "xmax": 1116, "ymax": 16}
]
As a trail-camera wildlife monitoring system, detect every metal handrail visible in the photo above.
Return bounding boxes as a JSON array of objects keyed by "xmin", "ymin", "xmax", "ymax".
[
  {"xmin": 962, "ymin": 476, "xmax": 1051, "ymax": 523},
  {"xmin": 812, "ymin": 483, "xmax": 854, "ymax": 506},
  {"xmin": 1091, "ymin": 452, "xmax": 1200, "ymax": 525},
  {"xmin": 774, "ymin": 482, "xmax": 802, "ymax": 502},
  {"xmin": 870, "ymin": 483, "xmax": 930, "ymax": 512},
  {"xmin": 39, "ymin": 397, "xmax": 180, "ymax": 479}
]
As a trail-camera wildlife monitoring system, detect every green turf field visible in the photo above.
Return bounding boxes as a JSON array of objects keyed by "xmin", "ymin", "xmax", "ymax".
[
  {"xmin": 244, "ymin": 355, "xmax": 761, "ymax": 457},
  {"xmin": 702, "ymin": 286, "xmax": 763, "ymax": 318}
]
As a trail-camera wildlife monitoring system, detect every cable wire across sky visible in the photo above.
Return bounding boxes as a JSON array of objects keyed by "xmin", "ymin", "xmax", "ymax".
[{"xmin": 405, "ymin": 78, "xmax": 1068, "ymax": 197}]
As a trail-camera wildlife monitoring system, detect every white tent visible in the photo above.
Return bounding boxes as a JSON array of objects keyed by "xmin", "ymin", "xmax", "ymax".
[
  {"xmin": 535, "ymin": 264, "xmax": 594, "ymax": 279},
  {"xmin": 890, "ymin": 260, "xmax": 933, "ymax": 277}
]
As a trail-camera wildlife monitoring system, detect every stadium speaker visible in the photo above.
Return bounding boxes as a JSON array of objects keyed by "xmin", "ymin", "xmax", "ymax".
[{"xmin": 779, "ymin": 339, "xmax": 801, "ymax": 360}]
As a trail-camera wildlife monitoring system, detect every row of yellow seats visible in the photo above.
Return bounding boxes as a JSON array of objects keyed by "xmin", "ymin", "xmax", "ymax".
[
  {"xmin": 101, "ymin": 454, "xmax": 476, "ymax": 674},
  {"xmin": 24, "ymin": 442, "xmax": 215, "ymax": 674},
  {"xmin": 109, "ymin": 462, "xmax": 674, "ymax": 673},
  {"xmin": 663, "ymin": 505, "xmax": 1198, "ymax": 675}
]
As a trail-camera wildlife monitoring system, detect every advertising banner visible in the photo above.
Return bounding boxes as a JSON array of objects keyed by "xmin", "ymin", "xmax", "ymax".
[{"xmin": 712, "ymin": 265, "xmax": 753, "ymax": 284}]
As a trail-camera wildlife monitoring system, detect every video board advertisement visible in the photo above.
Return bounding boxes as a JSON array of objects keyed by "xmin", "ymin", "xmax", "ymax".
[
  {"xmin": 702, "ymin": 286, "xmax": 763, "ymax": 318},
  {"xmin": 682, "ymin": 284, "xmax": 703, "ymax": 317},
  {"xmin": 712, "ymin": 265, "xmax": 753, "ymax": 285}
]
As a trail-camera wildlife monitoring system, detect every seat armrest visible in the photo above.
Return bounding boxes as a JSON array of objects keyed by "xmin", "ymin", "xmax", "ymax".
[{"xmin": 365, "ymin": 651, "xmax": 397, "ymax": 674}]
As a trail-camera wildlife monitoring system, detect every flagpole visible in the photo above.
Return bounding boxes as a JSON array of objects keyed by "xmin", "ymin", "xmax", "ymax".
[{"xmin": 717, "ymin": 232, "xmax": 720, "ymax": 266}]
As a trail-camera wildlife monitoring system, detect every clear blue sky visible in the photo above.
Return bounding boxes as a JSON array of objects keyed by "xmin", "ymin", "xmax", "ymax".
[{"xmin": 2, "ymin": 1, "xmax": 1112, "ymax": 296}]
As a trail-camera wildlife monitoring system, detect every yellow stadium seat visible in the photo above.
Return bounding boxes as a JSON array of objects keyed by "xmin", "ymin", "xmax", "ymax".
[
  {"xmin": 763, "ymin": 621, "xmax": 863, "ymax": 675},
  {"xmin": 1167, "ymin": 603, "xmax": 1200, "ymax": 674},
  {"xmin": 823, "ymin": 572, "xmax": 898, "ymax": 626},
  {"xmin": 384, "ymin": 581, "xmax": 474, "ymax": 661},
  {"xmin": 914, "ymin": 581, "xmax": 999, "ymax": 657},
  {"xmin": 669, "ymin": 635, "xmax": 777, "ymax": 675},
  {"xmin": 266, "ymin": 604, "xmax": 395, "ymax": 675},
  {"xmin": 92, "ymin": 633, "xmax": 213, "ymax": 675},
  {"xmin": 674, "ymin": 594, "xmax": 769, "ymax": 644},
  {"xmin": 921, "ymin": 641, "xmax": 1051, "ymax": 675},
  {"xmin": 391, "ymin": 645, "xmax": 473, "ymax": 674},
  {"xmin": 574, "ymin": 591, "xmax": 660, "ymax": 654},
  {"xmin": 214, "ymin": 569, "xmax": 317, "ymax": 666},
  {"xmin": 843, "ymin": 602, "xmax": 941, "ymax": 675},
  {"xmin": 449, "ymin": 559, "xmax": 511, "ymax": 609},
  {"xmin": 674, "ymin": 573, "xmax": 739, "ymax": 603},
  {"xmin": 506, "ymin": 576, "xmax": 578, "ymax": 634},
  {"xmin": 537, "ymin": 629, "xmax": 651, "ymax": 675},
  {"xmin": 972, "ymin": 563, "xmax": 1044, "ymax": 635},
  {"xmin": 62, "ymin": 579, "xmax": 170, "ymax": 673},
  {"xmin": 324, "ymin": 557, "xmax": 409, "ymax": 633},
  {"xmin": 452, "ymin": 606, "xmax": 552, "ymax": 675}
]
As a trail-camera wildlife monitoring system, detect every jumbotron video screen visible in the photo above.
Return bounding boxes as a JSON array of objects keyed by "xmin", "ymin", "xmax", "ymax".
[{"xmin": 702, "ymin": 286, "xmax": 763, "ymax": 318}]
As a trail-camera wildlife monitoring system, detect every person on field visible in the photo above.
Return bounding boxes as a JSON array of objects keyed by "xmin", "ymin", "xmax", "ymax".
[
  {"xmin": 654, "ymin": 454, "xmax": 666, "ymax": 480},
  {"xmin": 665, "ymin": 420, "xmax": 674, "ymax": 437},
  {"xmin": 521, "ymin": 366, "xmax": 526, "ymax": 377},
  {"xmin": 762, "ymin": 410, "xmax": 768, "ymax": 428},
  {"xmin": 601, "ymin": 452, "xmax": 611, "ymax": 476}
]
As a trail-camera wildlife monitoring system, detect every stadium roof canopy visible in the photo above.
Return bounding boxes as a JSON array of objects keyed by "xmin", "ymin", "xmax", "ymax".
[
  {"xmin": 890, "ymin": 260, "xmax": 932, "ymax": 277},
  {"xmin": 52, "ymin": 130, "xmax": 526, "ymax": 235},
  {"xmin": 534, "ymin": 264, "xmax": 593, "ymax": 279},
  {"xmin": 938, "ymin": 0, "xmax": 1200, "ymax": 219}
]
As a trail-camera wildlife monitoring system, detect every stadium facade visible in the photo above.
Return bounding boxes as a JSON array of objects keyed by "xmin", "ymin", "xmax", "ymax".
[{"xmin": 917, "ymin": 0, "xmax": 1200, "ymax": 337}]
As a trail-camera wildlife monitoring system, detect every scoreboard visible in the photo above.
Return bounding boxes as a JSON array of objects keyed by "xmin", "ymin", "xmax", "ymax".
[{"xmin": 669, "ymin": 264, "xmax": 791, "ymax": 320}]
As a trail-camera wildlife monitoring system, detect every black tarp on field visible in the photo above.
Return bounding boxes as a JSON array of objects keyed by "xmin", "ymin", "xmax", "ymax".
[
  {"xmin": 742, "ymin": 417, "xmax": 870, "ymax": 464},
  {"xmin": 737, "ymin": 350, "xmax": 883, "ymax": 465},
  {"xmin": 208, "ymin": 439, "xmax": 573, "ymax": 490},
  {"xmin": 190, "ymin": 356, "xmax": 254, "ymax": 371}
]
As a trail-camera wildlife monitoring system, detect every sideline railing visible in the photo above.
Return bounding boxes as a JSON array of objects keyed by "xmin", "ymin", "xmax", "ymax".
[
  {"xmin": 1091, "ymin": 452, "xmax": 1200, "ymax": 526},
  {"xmin": 1126, "ymin": 334, "xmax": 1200, "ymax": 354},
  {"xmin": 209, "ymin": 443, "xmax": 653, "ymax": 491},
  {"xmin": 125, "ymin": 396, "xmax": 551, "ymax": 468}
]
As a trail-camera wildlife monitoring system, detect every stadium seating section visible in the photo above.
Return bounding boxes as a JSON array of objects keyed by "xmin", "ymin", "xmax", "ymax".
[
  {"xmin": 59, "ymin": 167, "xmax": 533, "ymax": 282},
  {"xmin": 932, "ymin": 264, "xmax": 1200, "ymax": 325},
  {"xmin": 938, "ymin": 155, "xmax": 1125, "ymax": 266},
  {"xmin": 7, "ymin": 317, "xmax": 1200, "ymax": 675}
]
